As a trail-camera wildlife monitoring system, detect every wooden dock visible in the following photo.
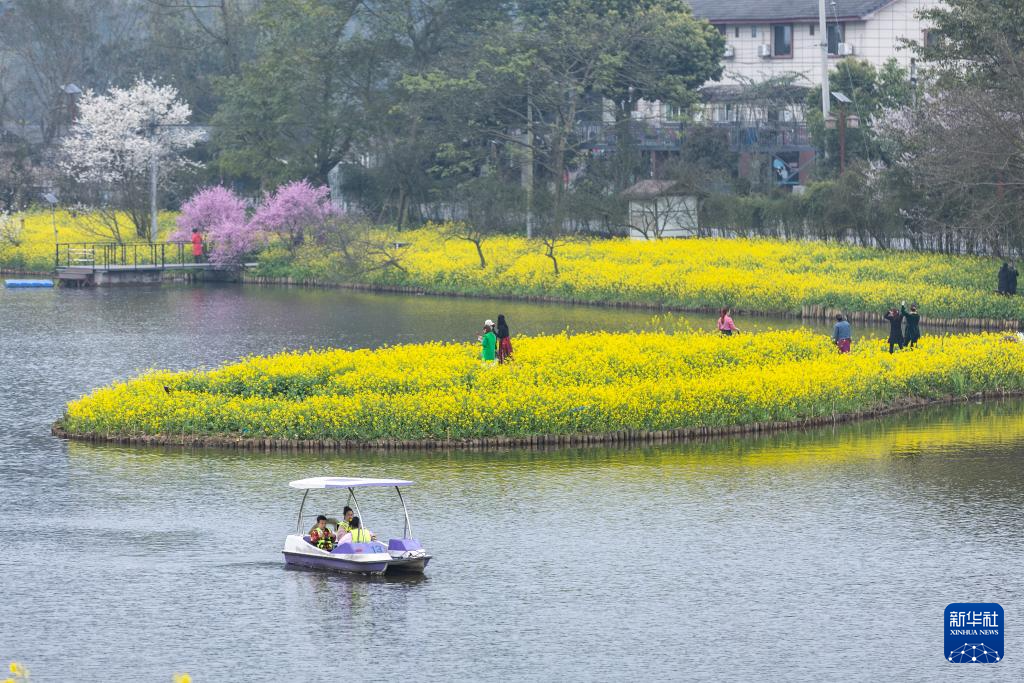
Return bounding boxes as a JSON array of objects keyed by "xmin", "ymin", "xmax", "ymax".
[{"xmin": 55, "ymin": 242, "xmax": 235, "ymax": 285}]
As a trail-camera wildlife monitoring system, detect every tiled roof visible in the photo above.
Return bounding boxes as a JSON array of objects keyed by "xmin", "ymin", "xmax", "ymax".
[{"xmin": 687, "ymin": 1, "xmax": 896, "ymax": 22}]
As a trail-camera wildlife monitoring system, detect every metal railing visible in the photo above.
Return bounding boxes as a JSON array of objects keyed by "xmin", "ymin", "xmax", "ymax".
[
  {"xmin": 575, "ymin": 120, "xmax": 812, "ymax": 153},
  {"xmin": 709, "ymin": 121, "xmax": 812, "ymax": 151},
  {"xmin": 55, "ymin": 242, "xmax": 199, "ymax": 271}
]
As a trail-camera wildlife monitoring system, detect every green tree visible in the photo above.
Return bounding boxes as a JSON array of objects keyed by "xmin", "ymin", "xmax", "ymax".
[
  {"xmin": 888, "ymin": 0, "xmax": 1024, "ymax": 254},
  {"xmin": 210, "ymin": 0, "xmax": 374, "ymax": 189},
  {"xmin": 804, "ymin": 58, "xmax": 912, "ymax": 176}
]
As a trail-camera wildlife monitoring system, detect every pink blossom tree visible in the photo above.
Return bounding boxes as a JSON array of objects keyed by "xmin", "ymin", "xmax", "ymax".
[
  {"xmin": 173, "ymin": 186, "xmax": 257, "ymax": 265},
  {"xmin": 249, "ymin": 180, "xmax": 340, "ymax": 249}
]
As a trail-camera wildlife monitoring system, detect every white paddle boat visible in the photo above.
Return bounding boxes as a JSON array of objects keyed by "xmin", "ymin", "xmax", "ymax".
[{"xmin": 282, "ymin": 476, "xmax": 431, "ymax": 575}]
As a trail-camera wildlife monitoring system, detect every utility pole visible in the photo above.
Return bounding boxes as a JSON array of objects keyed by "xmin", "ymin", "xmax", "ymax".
[
  {"xmin": 819, "ymin": 0, "xmax": 830, "ymax": 119},
  {"xmin": 148, "ymin": 120, "xmax": 159, "ymax": 243},
  {"xmin": 150, "ymin": 153, "xmax": 159, "ymax": 243},
  {"xmin": 910, "ymin": 58, "xmax": 918, "ymax": 108},
  {"xmin": 522, "ymin": 88, "xmax": 534, "ymax": 239}
]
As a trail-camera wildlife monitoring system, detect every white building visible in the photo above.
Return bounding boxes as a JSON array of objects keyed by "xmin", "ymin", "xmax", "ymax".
[
  {"xmin": 687, "ymin": 0, "xmax": 938, "ymax": 87},
  {"xmin": 623, "ymin": 180, "xmax": 700, "ymax": 240},
  {"xmin": 627, "ymin": 2, "xmax": 942, "ymax": 189}
]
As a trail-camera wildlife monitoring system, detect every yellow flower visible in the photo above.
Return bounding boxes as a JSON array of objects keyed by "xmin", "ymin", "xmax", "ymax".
[{"xmin": 60, "ymin": 329, "xmax": 1024, "ymax": 443}]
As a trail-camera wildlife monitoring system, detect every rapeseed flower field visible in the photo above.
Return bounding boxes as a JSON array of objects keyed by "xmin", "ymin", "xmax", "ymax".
[
  {"xmin": 261, "ymin": 227, "xmax": 1024, "ymax": 322},
  {"xmin": 59, "ymin": 329, "xmax": 1024, "ymax": 444},
  {"xmin": 0, "ymin": 211, "xmax": 176, "ymax": 272},
  {"xmin": 6, "ymin": 211, "xmax": 1022, "ymax": 322}
]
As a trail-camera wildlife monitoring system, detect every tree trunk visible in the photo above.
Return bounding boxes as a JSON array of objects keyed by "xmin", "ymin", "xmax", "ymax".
[
  {"xmin": 546, "ymin": 241, "xmax": 559, "ymax": 276},
  {"xmin": 474, "ymin": 240, "xmax": 486, "ymax": 269}
]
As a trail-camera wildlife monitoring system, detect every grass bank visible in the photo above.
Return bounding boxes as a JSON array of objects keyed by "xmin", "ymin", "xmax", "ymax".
[
  {"xmin": 55, "ymin": 329, "xmax": 1024, "ymax": 449},
  {"xmin": 253, "ymin": 229, "xmax": 1024, "ymax": 325}
]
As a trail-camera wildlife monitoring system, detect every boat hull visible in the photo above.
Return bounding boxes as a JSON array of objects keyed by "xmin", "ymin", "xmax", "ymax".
[
  {"xmin": 385, "ymin": 554, "xmax": 431, "ymax": 573},
  {"xmin": 282, "ymin": 534, "xmax": 390, "ymax": 574},
  {"xmin": 283, "ymin": 551, "xmax": 388, "ymax": 574}
]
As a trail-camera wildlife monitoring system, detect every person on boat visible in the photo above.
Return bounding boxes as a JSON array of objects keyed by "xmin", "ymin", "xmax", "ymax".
[
  {"xmin": 901, "ymin": 301, "xmax": 921, "ymax": 348},
  {"xmin": 309, "ymin": 515, "xmax": 335, "ymax": 551},
  {"xmin": 495, "ymin": 314, "xmax": 513, "ymax": 364},
  {"xmin": 479, "ymin": 320, "xmax": 497, "ymax": 362},
  {"xmin": 717, "ymin": 307, "xmax": 739, "ymax": 336},
  {"xmin": 338, "ymin": 516, "xmax": 374, "ymax": 544},
  {"xmin": 831, "ymin": 314, "xmax": 852, "ymax": 354},
  {"xmin": 335, "ymin": 506, "xmax": 354, "ymax": 535},
  {"xmin": 883, "ymin": 307, "xmax": 904, "ymax": 354}
]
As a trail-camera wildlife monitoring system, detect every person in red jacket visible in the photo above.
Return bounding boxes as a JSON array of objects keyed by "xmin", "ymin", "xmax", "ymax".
[{"xmin": 191, "ymin": 227, "xmax": 204, "ymax": 263}]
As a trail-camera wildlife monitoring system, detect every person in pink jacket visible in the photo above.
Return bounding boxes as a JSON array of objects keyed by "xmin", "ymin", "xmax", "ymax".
[{"xmin": 717, "ymin": 307, "xmax": 740, "ymax": 336}]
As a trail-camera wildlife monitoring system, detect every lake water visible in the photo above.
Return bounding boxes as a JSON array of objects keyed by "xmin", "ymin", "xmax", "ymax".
[{"xmin": 1, "ymin": 284, "xmax": 1021, "ymax": 681}]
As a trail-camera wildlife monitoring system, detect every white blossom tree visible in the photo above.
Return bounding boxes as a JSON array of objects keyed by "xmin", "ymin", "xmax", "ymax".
[{"xmin": 61, "ymin": 79, "xmax": 203, "ymax": 241}]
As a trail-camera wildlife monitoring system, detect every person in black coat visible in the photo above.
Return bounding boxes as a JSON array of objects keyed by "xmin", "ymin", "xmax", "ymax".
[
  {"xmin": 883, "ymin": 307, "xmax": 904, "ymax": 354},
  {"xmin": 901, "ymin": 301, "xmax": 921, "ymax": 348},
  {"xmin": 998, "ymin": 262, "xmax": 1010, "ymax": 295},
  {"xmin": 1009, "ymin": 262, "xmax": 1019, "ymax": 296}
]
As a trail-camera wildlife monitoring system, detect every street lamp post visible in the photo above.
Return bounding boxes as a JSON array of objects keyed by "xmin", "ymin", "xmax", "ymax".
[
  {"xmin": 42, "ymin": 192, "xmax": 59, "ymax": 246},
  {"xmin": 825, "ymin": 92, "xmax": 859, "ymax": 175}
]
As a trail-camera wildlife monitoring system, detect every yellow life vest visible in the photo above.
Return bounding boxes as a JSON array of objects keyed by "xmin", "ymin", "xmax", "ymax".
[
  {"xmin": 350, "ymin": 527, "xmax": 371, "ymax": 543},
  {"xmin": 312, "ymin": 527, "xmax": 334, "ymax": 550}
]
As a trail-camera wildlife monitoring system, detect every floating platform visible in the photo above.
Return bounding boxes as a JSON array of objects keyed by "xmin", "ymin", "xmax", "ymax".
[{"xmin": 4, "ymin": 279, "xmax": 54, "ymax": 288}]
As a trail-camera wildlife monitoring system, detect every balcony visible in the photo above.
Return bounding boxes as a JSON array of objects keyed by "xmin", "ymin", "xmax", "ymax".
[
  {"xmin": 576, "ymin": 120, "xmax": 812, "ymax": 154},
  {"xmin": 577, "ymin": 121, "xmax": 684, "ymax": 152},
  {"xmin": 710, "ymin": 120, "xmax": 813, "ymax": 152}
]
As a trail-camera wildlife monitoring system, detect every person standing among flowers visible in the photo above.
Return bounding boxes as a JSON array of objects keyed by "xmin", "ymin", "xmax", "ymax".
[
  {"xmin": 1010, "ymin": 262, "xmax": 1020, "ymax": 296},
  {"xmin": 901, "ymin": 301, "xmax": 921, "ymax": 348},
  {"xmin": 998, "ymin": 262, "xmax": 1010, "ymax": 295},
  {"xmin": 190, "ymin": 227, "xmax": 204, "ymax": 263},
  {"xmin": 479, "ymin": 320, "xmax": 497, "ymax": 362},
  {"xmin": 495, "ymin": 314, "xmax": 513, "ymax": 363},
  {"xmin": 883, "ymin": 307, "xmax": 904, "ymax": 354},
  {"xmin": 717, "ymin": 307, "xmax": 740, "ymax": 336},
  {"xmin": 832, "ymin": 314, "xmax": 852, "ymax": 354}
]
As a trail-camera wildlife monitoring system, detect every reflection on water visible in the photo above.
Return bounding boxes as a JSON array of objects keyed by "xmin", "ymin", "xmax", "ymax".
[{"xmin": 1, "ymin": 283, "xmax": 1022, "ymax": 681}]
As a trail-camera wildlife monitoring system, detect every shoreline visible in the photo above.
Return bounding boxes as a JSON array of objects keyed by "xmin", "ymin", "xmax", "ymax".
[
  {"xmin": 51, "ymin": 389, "xmax": 1024, "ymax": 452},
  {"xmin": 239, "ymin": 274, "xmax": 1021, "ymax": 331},
  {"xmin": 5, "ymin": 263, "xmax": 1018, "ymax": 330}
]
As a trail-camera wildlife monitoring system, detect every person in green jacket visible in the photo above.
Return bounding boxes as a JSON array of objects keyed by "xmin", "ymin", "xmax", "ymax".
[
  {"xmin": 901, "ymin": 301, "xmax": 921, "ymax": 348},
  {"xmin": 479, "ymin": 320, "xmax": 497, "ymax": 361}
]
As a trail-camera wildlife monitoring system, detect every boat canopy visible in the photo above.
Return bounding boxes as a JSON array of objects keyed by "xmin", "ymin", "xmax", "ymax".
[{"xmin": 289, "ymin": 476, "xmax": 414, "ymax": 490}]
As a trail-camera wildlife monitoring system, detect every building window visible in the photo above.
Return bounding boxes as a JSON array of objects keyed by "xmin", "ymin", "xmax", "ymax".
[
  {"xmin": 923, "ymin": 29, "xmax": 940, "ymax": 48},
  {"xmin": 735, "ymin": 26, "xmax": 740, "ymax": 38},
  {"xmin": 809, "ymin": 23, "xmax": 816, "ymax": 36},
  {"xmin": 772, "ymin": 24, "xmax": 792, "ymax": 57},
  {"xmin": 827, "ymin": 23, "xmax": 845, "ymax": 55},
  {"xmin": 717, "ymin": 24, "xmax": 727, "ymax": 35},
  {"xmin": 751, "ymin": 25, "xmax": 758, "ymax": 38}
]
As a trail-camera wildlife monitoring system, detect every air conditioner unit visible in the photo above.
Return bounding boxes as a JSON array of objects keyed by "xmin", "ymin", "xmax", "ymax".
[
  {"xmin": 838, "ymin": 42, "xmax": 855, "ymax": 56},
  {"xmin": 758, "ymin": 44, "xmax": 772, "ymax": 58},
  {"xmin": 723, "ymin": 44, "xmax": 735, "ymax": 59}
]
